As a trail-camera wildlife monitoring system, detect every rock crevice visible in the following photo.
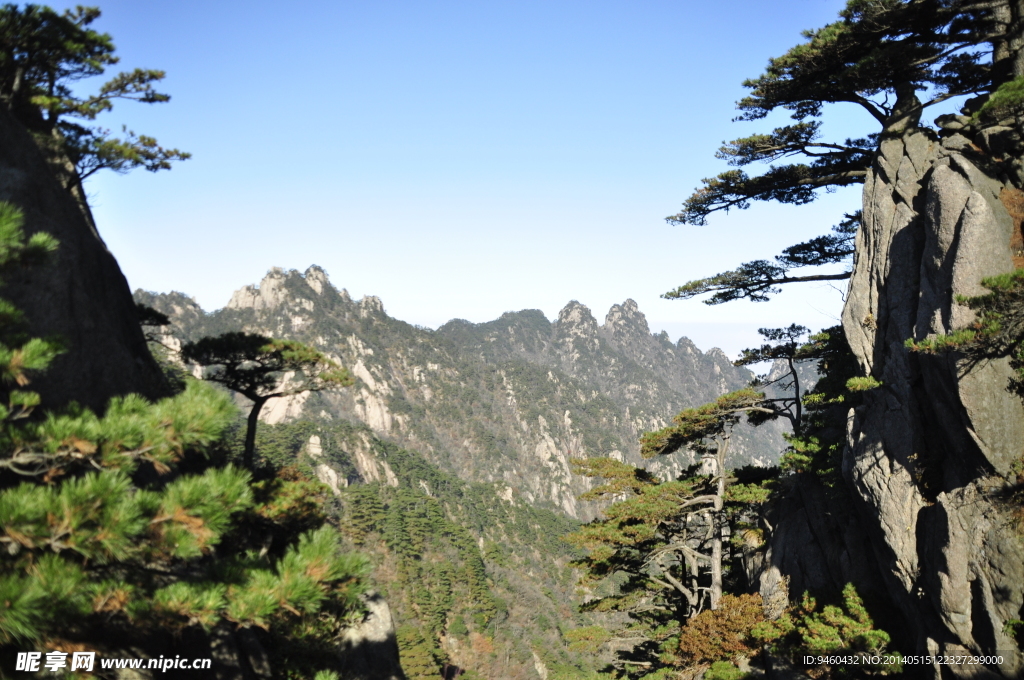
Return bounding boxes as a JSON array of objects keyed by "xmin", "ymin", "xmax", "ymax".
[{"xmin": 765, "ymin": 119, "xmax": 1024, "ymax": 676}]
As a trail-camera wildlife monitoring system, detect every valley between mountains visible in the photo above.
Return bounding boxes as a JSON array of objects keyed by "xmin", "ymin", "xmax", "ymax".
[
  {"xmin": 137, "ymin": 265, "xmax": 787, "ymax": 522},
  {"xmin": 135, "ymin": 265, "xmax": 791, "ymax": 680}
]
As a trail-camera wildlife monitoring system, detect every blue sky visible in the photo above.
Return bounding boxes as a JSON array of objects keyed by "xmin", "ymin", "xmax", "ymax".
[{"xmin": 59, "ymin": 0, "xmax": 872, "ymax": 356}]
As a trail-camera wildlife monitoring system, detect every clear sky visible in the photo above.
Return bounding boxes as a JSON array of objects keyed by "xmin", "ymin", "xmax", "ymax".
[{"xmin": 57, "ymin": 0, "xmax": 873, "ymax": 357}]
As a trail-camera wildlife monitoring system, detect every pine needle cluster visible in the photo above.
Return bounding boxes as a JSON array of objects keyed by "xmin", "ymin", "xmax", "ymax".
[
  {"xmin": 0, "ymin": 203, "xmax": 370, "ymax": 676},
  {"xmin": 752, "ymin": 584, "xmax": 901, "ymax": 676}
]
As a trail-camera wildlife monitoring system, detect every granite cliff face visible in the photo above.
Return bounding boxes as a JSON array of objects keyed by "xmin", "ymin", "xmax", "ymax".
[
  {"xmin": 758, "ymin": 114, "xmax": 1024, "ymax": 675},
  {"xmin": 0, "ymin": 107, "xmax": 166, "ymax": 410},
  {"xmin": 139, "ymin": 272, "xmax": 786, "ymax": 519}
]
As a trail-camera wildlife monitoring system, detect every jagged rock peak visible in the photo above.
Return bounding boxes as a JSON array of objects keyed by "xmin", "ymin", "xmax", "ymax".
[
  {"xmin": 675, "ymin": 335, "xmax": 701, "ymax": 355},
  {"xmin": 706, "ymin": 347, "xmax": 731, "ymax": 362},
  {"xmin": 225, "ymin": 265, "xmax": 345, "ymax": 311},
  {"xmin": 304, "ymin": 265, "xmax": 331, "ymax": 295},
  {"xmin": 555, "ymin": 300, "xmax": 598, "ymax": 331},
  {"xmin": 359, "ymin": 295, "xmax": 385, "ymax": 317},
  {"xmin": 603, "ymin": 299, "xmax": 650, "ymax": 337},
  {"xmin": 159, "ymin": 292, "xmax": 202, "ymax": 321},
  {"xmin": 226, "ymin": 267, "xmax": 290, "ymax": 311}
]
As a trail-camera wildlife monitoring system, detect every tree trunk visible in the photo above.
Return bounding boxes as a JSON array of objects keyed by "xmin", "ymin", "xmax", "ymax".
[
  {"xmin": 244, "ymin": 397, "xmax": 268, "ymax": 470},
  {"xmin": 787, "ymin": 356, "xmax": 802, "ymax": 436},
  {"xmin": 990, "ymin": 0, "xmax": 1024, "ymax": 82},
  {"xmin": 709, "ymin": 433, "xmax": 729, "ymax": 610}
]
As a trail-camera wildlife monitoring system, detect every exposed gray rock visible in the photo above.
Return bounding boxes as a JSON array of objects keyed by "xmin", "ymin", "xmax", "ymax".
[
  {"xmin": 0, "ymin": 107, "xmax": 167, "ymax": 410},
  {"xmin": 756, "ymin": 475, "xmax": 888, "ymax": 609},
  {"xmin": 978, "ymin": 126, "xmax": 1023, "ymax": 158},
  {"xmin": 827, "ymin": 122, "xmax": 1024, "ymax": 676},
  {"xmin": 336, "ymin": 591, "xmax": 406, "ymax": 680},
  {"xmin": 142, "ymin": 273, "xmax": 787, "ymax": 520}
]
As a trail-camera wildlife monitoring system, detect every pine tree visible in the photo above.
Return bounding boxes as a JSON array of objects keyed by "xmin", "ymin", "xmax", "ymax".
[
  {"xmin": 0, "ymin": 203, "xmax": 370, "ymax": 676},
  {"xmin": 665, "ymin": 0, "xmax": 1022, "ymax": 305},
  {"xmin": 752, "ymin": 583, "xmax": 901, "ymax": 675},
  {"xmin": 566, "ymin": 328, "xmax": 836, "ymax": 674},
  {"xmin": 397, "ymin": 625, "xmax": 442, "ymax": 680},
  {"xmin": 182, "ymin": 332, "xmax": 354, "ymax": 470},
  {"xmin": 0, "ymin": 5, "xmax": 189, "ymax": 222}
]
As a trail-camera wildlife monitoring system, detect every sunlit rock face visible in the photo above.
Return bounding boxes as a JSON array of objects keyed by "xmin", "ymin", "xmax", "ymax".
[
  {"xmin": 756, "ymin": 120, "xmax": 1024, "ymax": 675},
  {"xmin": 139, "ymin": 267, "xmax": 787, "ymax": 520}
]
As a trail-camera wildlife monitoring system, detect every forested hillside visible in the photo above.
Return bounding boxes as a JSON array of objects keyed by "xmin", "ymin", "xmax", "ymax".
[
  {"xmin": 236, "ymin": 417, "xmax": 612, "ymax": 680},
  {"xmin": 137, "ymin": 268, "xmax": 787, "ymax": 521}
]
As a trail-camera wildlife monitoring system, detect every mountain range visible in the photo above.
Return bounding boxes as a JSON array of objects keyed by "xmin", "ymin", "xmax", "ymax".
[{"xmin": 136, "ymin": 265, "xmax": 788, "ymax": 521}]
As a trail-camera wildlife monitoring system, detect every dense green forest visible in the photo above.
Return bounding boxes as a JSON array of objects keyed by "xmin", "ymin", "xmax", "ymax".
[{"xmin": 238, "ymin": 418, "xmax": 612, "ymax": 680}]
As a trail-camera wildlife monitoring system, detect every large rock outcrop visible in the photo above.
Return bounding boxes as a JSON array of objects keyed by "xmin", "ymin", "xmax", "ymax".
[
  {"xmin": 0, "ymin": 107, "xmax": 166, "ymax": 410},
  {"xmin": 760, "ymin": 115, "xmax": 1024, "ymax": 678},
  {"xmin": 336, "ymin": 592, "xmax": 407, "ymax": 680}
]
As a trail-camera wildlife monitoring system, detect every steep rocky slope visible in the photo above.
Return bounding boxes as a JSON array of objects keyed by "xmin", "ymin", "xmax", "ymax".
[
  {"xmin": 138, "ymin": 269, "xmax": 787, "ymax": 519},
  {"xmin": 0, "ymin": 107, "xmax": 166, "ymax": 410},
  {"xmin": 757, "ymin": 112, "xmax": 1024, "ymax": 676},
  {"xmin": 247, "ymin": 418, "xmax": 609, "ymax": 680}
]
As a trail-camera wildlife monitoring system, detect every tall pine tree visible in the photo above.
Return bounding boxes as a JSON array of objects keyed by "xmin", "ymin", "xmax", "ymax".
[{"xmin": 665, "ymin": 0, "xmax": 1022, "ymax": 305}]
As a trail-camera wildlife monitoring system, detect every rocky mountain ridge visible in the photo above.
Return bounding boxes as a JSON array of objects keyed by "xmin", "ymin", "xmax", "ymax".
[{"xmin": 137, "ymin": 267, "xmax": 787, "ymax": 519}]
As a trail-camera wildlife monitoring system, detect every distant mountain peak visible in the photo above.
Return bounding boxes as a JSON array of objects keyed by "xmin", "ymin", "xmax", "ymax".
[
  {"xmin": 226, "ymin": 265, "xmax": 348, "ymax": 311},
  {"xmin": 556, "ymin": 300, "xmax": 598, "ymax": 328},
  {"xmin": 139, "ymin": 274, "xmax": 787, "ymax": 520},
  {"xmin": 304, "ymin": 265, "xmax": 332, "ymax": 295},
  {"xmin": 227, "ymin": 267, "xmax": 294, "ymax": 311},
  {"xmin": 604, "ymin": 299, "xmax": 650, "ymax": 337}
]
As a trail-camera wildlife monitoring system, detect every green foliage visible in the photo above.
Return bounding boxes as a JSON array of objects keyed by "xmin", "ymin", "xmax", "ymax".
[
  {"xmin": 776, "ymin": 326, "xmax": 864, "ymax": 486},
  {"xmin": 566, "ymin": 460, "xmax": 724, "ymax": 674},
  {"xmin": 1005, "ymin": 618, "xmax": 1024, "ymax": 646},
  {"xmin": 663, "ymin": 215, "xmax": 857, "ymax": 305},
  {"xmin": 215, "ymin": 526, "xmax": 370, "ymax": 629},
  {"xmin": 0, "ymin": 205, "xmax": 369, "ymax": 679},
  {"xmin": 0, "ymin": 203, "xmax": 58, "ymax": 270},
  {"xmin": 573, "ymin": 457, "xmax": 658, "ymax": 499},
  {"xmin": 725, "ymin": 482, "xmax": 772, "ymax": 505},
  {"xmin": 735, "ymin": 325, "xmax": 812, "ymax": 367},
  {"xmin": 449, "ymin": 613, "xmax": 469, "ymax": 637},
  {"xmin": 565, "ymin": 625, "xmax": 613, "ymax": 655},
  {"xmin": 183, "ymin": 332, "xmax": 354, "ymax": 468},
  {"xmin": 975, "ymin": 75, "xmax": 1024, "ymax": 121},
  {"xmin": 182, "ymin": 332, "xmax": 353, "ymax": 401},
  {"xmin": 705, "ymin": 660, "xmax": 749, "ymax": 680},
  {"xmin": 844, "ymin": 376, "xmax": 882, "ymax": 392},
  {"xmin": 906, "ymin": 267, "xmax": 1024, "ymax": 399},
  {"xmin": 0, "ymin": 4, "xmax": 189, "ymax": 182},
  {"xmin": 640, "ymin": 388, "xmax": 768, "ymax": 458},
  {"xmin": 752, "ymin": 584, "xmax": 900, "ymax": 676},
  {"xmin": 664, "ymin": 0, "xmax": 1009, "ymax": 305},
  {"xmin": 0, "ymin": 204, "xmax": 60, "ymax": 405},
  {"xmin": 397, "ymin": 625, "xmax": 443, "ymax": 680}
]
